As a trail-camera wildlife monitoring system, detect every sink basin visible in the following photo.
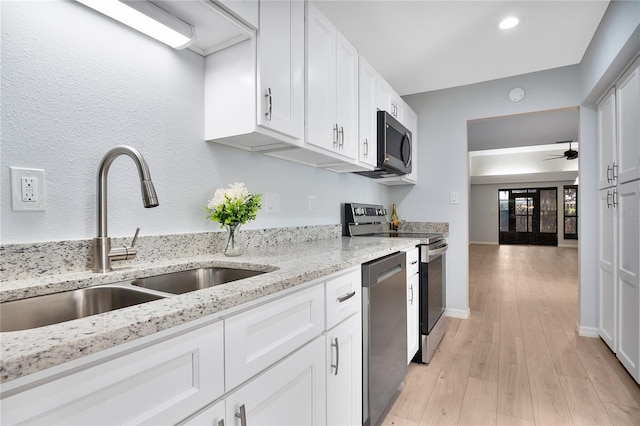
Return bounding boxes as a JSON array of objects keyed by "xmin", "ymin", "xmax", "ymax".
[
  {"xmin": 131, "ymin": 267, "xmax": 266, "ymax": 295},
  {"xmin": 0, "ymin": 285, "xmax": 167, "ymax": 332}
]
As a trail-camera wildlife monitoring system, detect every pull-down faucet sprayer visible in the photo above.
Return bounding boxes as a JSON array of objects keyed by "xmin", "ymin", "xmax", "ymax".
[{"xmin": 94, "ymin": 145, "xmax": 159, "ymax": 273}]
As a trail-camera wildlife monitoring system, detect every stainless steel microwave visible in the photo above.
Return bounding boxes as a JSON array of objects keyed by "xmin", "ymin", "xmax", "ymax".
[{"xmin": 355, "ymin": 111, "xmax": 412, "ymax": 178}]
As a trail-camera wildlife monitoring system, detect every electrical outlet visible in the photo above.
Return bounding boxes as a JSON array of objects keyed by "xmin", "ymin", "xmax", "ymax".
[
  {"xmin": 11, "ymin": 167, "xmax": 46, "ymax": 211},
  {"xmin": 308, "ymin": 195, "xmax": 316, "ymax": 213}
]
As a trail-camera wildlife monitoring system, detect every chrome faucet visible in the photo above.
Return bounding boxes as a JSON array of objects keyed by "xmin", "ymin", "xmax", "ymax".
[{"xmin": 94, "ymin": 146, "xmax": 159, "ymax": 273}]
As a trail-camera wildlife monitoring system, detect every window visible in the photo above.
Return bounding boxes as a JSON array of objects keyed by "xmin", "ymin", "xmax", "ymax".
[{"xmin": 563, "ymin": 185, "xmax": 578, "ymax": 239}]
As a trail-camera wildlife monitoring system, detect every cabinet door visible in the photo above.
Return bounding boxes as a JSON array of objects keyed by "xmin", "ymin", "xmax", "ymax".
[
  {"xmin": 224, "ymin": 284, "xmax": 325, "ymax": 390},
  {"xmin": 617, "ymin": 180, "xmax": 640, "ymax": 383},
  {"xmin": 598, "ymin": 88, "xmax": 617, "ymax": 189},
  {"xmin": 359, "ymin": 56, "xmax": 377, "ymax": 167},
  {"xmin": 335, "ymin": 31, "xmax": 359, "ymax": 160},
  {"xmin": 226, "ymin": 337, "xmax": 326, "ymax": 426},
  {"xmin": 257, "ymin": 0, "xmax": 304, "ymax": 139},
  {"xmin": 1, "ymin": 322, "xmax": 225, "ymax": 425},
  {"xmin": 407, "ymin": 273, "xmax": 420, "ymax": 363},
  {"xmin": 306, "ymin": 2, "xmax": 337, "ymax": 152},
  {"xmin": 326, "ymin": 313, "xmax": 362, "ymax": 426},
  {"xmin": 598, "ymin": 188, "xmax": 617, "ymax": 351},
  {"xmin": 616, "ymin": 57, "xmax": 640, "ymax": 184},
  {"xmin": 376, "ymin": 75, "xmax": 394, "ymax": 114},
  {"xmin": 182, "ymin": 399, "xmax": 225, "ymax": 426}
]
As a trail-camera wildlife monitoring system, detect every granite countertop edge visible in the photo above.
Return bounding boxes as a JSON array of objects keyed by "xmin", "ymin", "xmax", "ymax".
[{"xmin": 0, "ymin": 236, "xmax": 420, "ymax": 384}]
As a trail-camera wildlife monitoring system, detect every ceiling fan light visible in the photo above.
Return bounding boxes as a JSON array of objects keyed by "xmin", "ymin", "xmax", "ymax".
[{"xmin": 499, "ymin": 16, "xmax": 519, "ymax": 30}]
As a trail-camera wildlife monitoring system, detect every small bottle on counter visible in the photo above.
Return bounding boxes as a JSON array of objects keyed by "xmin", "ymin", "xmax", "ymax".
[{"xmin": 390, "ymin": 204, "xmax": 399, "ymax": 231}]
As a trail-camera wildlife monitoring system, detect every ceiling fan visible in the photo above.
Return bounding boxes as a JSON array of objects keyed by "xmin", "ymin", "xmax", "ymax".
[{"xmin": 544, "ymin": 140, "xmax": 579, "ymax": 160}]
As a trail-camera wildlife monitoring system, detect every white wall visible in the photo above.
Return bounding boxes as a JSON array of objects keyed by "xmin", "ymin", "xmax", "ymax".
[
  {"xmin": 469, "ymin": 181, "xmax": 578, "ymax": 247},
  {"xmin": 0, "ymin": 0, "xmax": 389, "ymax": 244},
  {"xmin": 398, "ymin": 65, "xmax": 581, "ymax": 318}
]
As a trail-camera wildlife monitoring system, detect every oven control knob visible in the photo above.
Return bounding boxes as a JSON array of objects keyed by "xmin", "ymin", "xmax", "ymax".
[{"xmin": 382, "ymin": 209, "xmax": 387, "ymax": 215}]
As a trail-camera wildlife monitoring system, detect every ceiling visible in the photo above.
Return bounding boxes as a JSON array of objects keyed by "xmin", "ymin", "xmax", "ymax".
[
  {"xmin": 467, "ymin": 107, "xmax": 579, "ymax": 151},
  {"xmin": 314, "ymin": 0, "xmax": 610, "ymax": 95}
]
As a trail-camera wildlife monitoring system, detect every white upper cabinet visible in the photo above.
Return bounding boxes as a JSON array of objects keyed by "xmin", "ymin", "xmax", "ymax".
[
  {"xmin": 376, "ymin": 76, "xmax": 403, "ymax": 123},
  {"xmin": 305, "ymin": 2, "xmax": 359, "ymax": 161},
  {"xmin": 257, "ymin": 0, "xmax": 305, "ymax": 139},
  {"xmin": 204, "ymin": 0, "xmax": 304, "ymax": 150},
  {"xmin": 598, "ymin": 88, "xmax": 617, "ymax": 190},
  {"xmin": 616, "ymin": 57, "xmax": 640, "ymax": 185},
  {"xmin": 358, "ymin": 56, "xmax": 378, "ymax": 169}
]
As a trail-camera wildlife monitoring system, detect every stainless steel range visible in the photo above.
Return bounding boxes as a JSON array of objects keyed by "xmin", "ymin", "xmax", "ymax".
[{"xmin": 344, "ymin": 203, "xmax": 448, "ymax": 365}]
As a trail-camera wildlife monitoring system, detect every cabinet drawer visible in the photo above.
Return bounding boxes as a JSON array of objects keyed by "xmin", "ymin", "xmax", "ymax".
[
  {"xmin": 406, "ymin": 247, "xmax": 419, "ymax": 277},
  {"xmin": 224, "ymin": 284, "xmax": 325, "ymax": 390},
  {"xmin": 326, "ymin": 268, "xmax": 362, "ymax": 330},
  {"xmin": 1, "ymin": 321, "xmax": 224, "ymax": 425}
]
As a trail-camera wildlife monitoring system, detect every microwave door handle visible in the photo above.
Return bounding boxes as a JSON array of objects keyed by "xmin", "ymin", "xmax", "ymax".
[{"xmin": 402, "ymin": 134, "xmax": 411, "ymax": 166}]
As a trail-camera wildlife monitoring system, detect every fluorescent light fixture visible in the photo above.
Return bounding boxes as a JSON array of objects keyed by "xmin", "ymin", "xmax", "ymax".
[
  {"xmin": 499, "ymin": 16, "xmax": 519, "ymax": 30},
  {"xmin": 76, "ymin": 0, "xmax": 194, "ymax": 49}
]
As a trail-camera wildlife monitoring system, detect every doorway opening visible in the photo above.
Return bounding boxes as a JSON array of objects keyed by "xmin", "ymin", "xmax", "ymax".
[{"xmin": 498, "ymin": 187, "xmax": 558, "ymax": 245}]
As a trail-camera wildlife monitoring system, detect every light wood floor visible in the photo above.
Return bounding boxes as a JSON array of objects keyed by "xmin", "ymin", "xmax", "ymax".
[{"xmin": 383, "ymin": 244, "xmax": 640, "ymax": 426}]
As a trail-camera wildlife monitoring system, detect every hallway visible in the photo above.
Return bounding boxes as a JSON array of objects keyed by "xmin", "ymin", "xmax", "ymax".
[{"xmin": 384, "ymin": 244, "xmax": 640, "ymax": 425}]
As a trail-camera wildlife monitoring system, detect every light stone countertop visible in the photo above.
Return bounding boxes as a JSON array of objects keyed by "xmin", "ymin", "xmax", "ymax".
[{"xmin": 0, "ymin": 236, "xmax": 421, "ymax": 384}]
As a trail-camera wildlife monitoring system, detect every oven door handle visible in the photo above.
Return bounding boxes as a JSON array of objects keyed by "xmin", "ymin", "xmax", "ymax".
[{"xmin": 427, "ymin": 244, "xmax": 448, "ymax": 257}]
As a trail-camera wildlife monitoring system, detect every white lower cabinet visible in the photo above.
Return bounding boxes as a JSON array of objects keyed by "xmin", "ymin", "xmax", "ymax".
[
  {"xmin": 405, "ymin": 247, "xmax": 420, "ymax": 363},
  {"xmin": 598, "ymin": 188, "xmax": 617, "ymax": 351},
  {"xmin": 224, "ymin": 284, "xmax": 325, "ymax": 390},
  {"xmin": 225, "ymin": 336, "xmax": 326, "ymax": 426},
  {"xmin": 1, "ymin": 321, "xmax": 225, "ymax": 425},
  {"xmin": 326, "ymin": 312, "xmax": 362, "ymax": 426},
  {"xmin": 616, "ymin": 180, "xmax": 640, "ymax": 382}
]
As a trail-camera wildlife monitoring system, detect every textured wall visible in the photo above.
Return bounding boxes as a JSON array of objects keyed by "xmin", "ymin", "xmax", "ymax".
[{"xmin": 1, "ymin": 0, "xmax": 389, "ymax": 244}]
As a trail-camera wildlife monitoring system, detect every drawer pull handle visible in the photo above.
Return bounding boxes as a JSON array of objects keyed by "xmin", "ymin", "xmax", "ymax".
[
  {"xmin": 331, "ymin": 337, "xmax": 340, "ymax": 375},
  {"xmin": 409, "ymin": 284, "xmax": 414, "ymax": 304},
  {"xmin": 235, "ymin": 404, "xmax": 247, "ymax": 426},
  {"xmin": 338, "ymin": 291, "xmax": 356, "ymax": 303},
  {"xmin": 410, "ymin": 260, "xmax": 418, "ymax": 265}
]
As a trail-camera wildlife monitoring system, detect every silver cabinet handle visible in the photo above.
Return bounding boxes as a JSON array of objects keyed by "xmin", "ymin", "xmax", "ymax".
[
  {"xmin": 338, "ymin": 291, "xmax": 356, "ymax": 303},
  {"xmin": 265, "ymin": 88, "xmax": 272, "ymax": 121},
  {"xmin": 333, "ymin": 124, "xmax": 339, "ymax": 148},
  {"xmin": 331, "ymin": 337, "xmax": 340, "ymax": 375},
  {"xmin": 607, "ymin": 165, "xmax": 613, "ymax": 183},
  {"xmin": 607, "ymin": 191, "xmax": 612, "ymax": 208},
  {"xmin": 409, "ymin": 284, "xmax": 414, "ymax": 305},
  {"xmin": 410, "ymin": 260, "xmax": 418, "ymax": 265},
  {"xmin": 364, "ymin": 138, "xmax": 369, "ymax": 157},
  {"xmin": 613, "ymin": 188, "xmax": 618, "ymax": 208},
  {"xmin": 613, "ymin": 162, "xmax": 618, "ymax": 183},
  {"xmin": 339, "ymin": 126, "xmax": 344, "ymax": 148},
  {"xmin": 235, "ymin": 404, "xmax": 247, "ymax": 426},
  {"xmin": 218, "ymin": 420, "xmax": 225, "ymax": 426}
]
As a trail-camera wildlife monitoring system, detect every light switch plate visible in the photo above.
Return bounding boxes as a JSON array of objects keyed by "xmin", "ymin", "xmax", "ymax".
[
  {"xmin": 450, "ymin": 191, "xmax": 460, "ymax": 205},
  {"xmin": 11, "ymin": 167, "xmax": 46, "ymax": 211},
  {"xmin": 265, "ymin": 192, "xmax": 281, "ymax": 214}
]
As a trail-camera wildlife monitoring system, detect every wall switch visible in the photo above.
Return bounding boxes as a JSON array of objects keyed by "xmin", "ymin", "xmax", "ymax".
[
  {"xmin": 450, "ymin": 191, "xmax": 460, "ymax": 205},
  {"xmin": 11, "ymin": 167, "xmax": 46, "ymax": 211},
  {"xmin": 308, "ymin": 195, "xmax": 316, "ymax": 213},
  {"xmin": 265, "ymin": 192, "xmax": 281, "ymax": 214}
]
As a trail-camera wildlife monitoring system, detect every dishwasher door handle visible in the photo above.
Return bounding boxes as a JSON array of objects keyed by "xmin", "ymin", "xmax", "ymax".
[{"xmin": 375, "ymin": 264, "xmax": 403, "ymax": 285}]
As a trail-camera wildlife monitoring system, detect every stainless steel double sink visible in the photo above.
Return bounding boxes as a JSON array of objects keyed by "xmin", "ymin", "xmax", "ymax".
[{"xmin": 1, "ymin": 267, "xmax": 266, "ymax": 332}]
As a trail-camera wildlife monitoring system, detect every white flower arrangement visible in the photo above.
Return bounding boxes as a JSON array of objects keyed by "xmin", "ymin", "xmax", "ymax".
[{"xmin": 206, "ymin": 182, "xmax": 261, "ymax": 226}]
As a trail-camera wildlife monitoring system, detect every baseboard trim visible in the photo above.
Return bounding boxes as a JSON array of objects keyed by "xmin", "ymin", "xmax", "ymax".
[
  {"xmin": 469, "ymin": 241, "xmax": 498, "ymax": 245},
  {"xmin": 576, "ymin": 324, "xmax": 600, "ymax": 338},
  {"xmin": 445, "ymin": 308, "xmax": 470, "ymax": 319}
]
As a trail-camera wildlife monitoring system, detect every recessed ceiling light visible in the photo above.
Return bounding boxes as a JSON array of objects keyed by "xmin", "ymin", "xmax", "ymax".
[{"xmin": 499, "ymin": 16, "xmax": 519, "ymax": 30}]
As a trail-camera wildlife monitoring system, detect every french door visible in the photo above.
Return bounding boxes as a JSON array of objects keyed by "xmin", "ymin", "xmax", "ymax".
[{"xmin": 499, "ymin": 188, "xmax": 558, "ymax": 245}]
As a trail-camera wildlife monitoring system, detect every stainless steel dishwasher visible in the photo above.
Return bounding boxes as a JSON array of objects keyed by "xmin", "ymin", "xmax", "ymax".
[{"xmin": 362, "ymin": 251, "xmax": 407, "ymax": 426}]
